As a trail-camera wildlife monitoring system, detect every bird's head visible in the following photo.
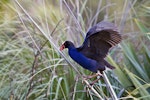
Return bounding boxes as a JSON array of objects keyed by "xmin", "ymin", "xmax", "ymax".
[{"xmin": 60, "ymin": 41, "xmax": 74, "ymax": 51}]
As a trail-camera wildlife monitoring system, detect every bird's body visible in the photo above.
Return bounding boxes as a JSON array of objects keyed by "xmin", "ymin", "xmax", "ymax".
[
  {"xmin": 60, "ymin": 21, "xmax": 121, "ymax": 73},
  {"xmin": 68, "ymin": 45, "xmax": 105, "ymax": 72}
]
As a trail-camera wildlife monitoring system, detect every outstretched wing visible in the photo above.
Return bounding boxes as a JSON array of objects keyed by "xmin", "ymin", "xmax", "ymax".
[{"xmin": 77, "ymin": 21, "xmax": 121, "ymax": 61}]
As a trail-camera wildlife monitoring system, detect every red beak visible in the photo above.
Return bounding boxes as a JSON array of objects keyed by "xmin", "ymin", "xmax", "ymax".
[{"xmin": 60, "ymin": 44, "xmax": 65, "ymax": 51}]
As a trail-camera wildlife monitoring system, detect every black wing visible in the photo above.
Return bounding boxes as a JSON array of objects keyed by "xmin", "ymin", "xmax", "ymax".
[{"xmin": 77, "ymin": 21, "xmax": 121, "ymax": 61}]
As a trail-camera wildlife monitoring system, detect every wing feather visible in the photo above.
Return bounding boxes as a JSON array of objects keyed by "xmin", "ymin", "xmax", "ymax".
[{"xmin": 77, "ymin": 21, "xmax": 121, "ymax": 61}]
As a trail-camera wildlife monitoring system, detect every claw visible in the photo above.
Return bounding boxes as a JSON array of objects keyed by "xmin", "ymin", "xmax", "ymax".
[{"xmin": 97, "ymin": 70, "xmax": 103, "ymax": 76}]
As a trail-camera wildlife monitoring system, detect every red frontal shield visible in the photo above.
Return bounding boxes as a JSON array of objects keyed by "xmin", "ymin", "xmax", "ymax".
[{"xmin": 60, "ymin": 44, "xmax": 65, "ymax": 51}]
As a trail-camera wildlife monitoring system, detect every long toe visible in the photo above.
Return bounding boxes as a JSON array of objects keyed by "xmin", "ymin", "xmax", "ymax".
[
  {"xmin": 90, "ymin": 77, "xmax": 102, "ymax": 85},
  {"xmin": 83, "ymin": 73, "xmax": 99, "ymax": 79}
]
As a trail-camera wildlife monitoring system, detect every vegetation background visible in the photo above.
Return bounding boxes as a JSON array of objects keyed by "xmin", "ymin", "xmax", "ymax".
[{"xmin": 0, "ymin": 0, "xmax": 150, "ymax": 100}]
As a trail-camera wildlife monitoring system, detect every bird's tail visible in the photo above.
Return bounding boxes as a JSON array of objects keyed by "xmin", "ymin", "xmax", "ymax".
[{"xmin": 103, "ymin": 60, "xmax": 115, "ymax": 69}]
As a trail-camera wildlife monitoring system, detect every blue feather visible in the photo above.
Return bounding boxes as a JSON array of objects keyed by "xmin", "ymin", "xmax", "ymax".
[{"xmin": 68, "ymin": 46, "xmax": 105, "ymax": 72}]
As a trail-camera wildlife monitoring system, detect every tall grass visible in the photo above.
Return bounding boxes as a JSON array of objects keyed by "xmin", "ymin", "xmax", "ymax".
[{"xmin": 0, "ymin": 0, "xmax": 150, "ymax": 100}]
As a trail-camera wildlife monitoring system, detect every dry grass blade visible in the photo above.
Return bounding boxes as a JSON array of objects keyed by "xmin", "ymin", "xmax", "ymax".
[
  {"xmin": 102, "ymin": 71, "xmax": 118, "ymax": 100},
  {"xmin": 63, "ymin": 0, "xmax": 85, "ymax": 37},
  {"xmin": 119, "ymin": 0, "xmax": 136, "ymax": 33}
]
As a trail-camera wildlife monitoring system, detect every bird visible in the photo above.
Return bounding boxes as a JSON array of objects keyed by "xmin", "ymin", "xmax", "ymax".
[{"xmin": 60, "ymin": 21, "xmax": 121, "ymax": 75}]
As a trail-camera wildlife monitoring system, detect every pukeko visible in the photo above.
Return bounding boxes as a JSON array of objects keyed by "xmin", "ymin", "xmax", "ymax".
[{"xmin": 60, "ymin": 21, "xmax": 121, "ymax": 74}]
